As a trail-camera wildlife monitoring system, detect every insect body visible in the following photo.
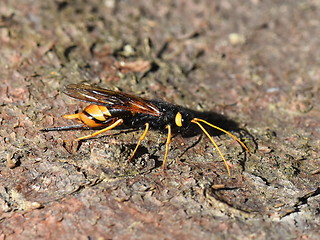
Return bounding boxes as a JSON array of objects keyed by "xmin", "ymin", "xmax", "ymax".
[{"xmin": 42, "ymin": 84, "xmax": 250, "ymax": 175}]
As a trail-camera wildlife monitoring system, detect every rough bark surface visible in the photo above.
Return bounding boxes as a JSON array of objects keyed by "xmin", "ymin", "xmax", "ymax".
[{"xmin": 0, "ymin": 1, "xmax": 319, "ymax": 239}]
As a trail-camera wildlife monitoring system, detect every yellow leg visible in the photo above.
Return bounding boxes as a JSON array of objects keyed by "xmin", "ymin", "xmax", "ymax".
[
  {"xmin": 128, "ymin": 123, "xmax": 150, "ymax": 162},
  {"xmin": 162, "ymin": 125, "xmax": 172, "ymax": 168},
  {"xmin": 63, "ymin": 113, "xmax": 81, "ymax": 119},
  {"xmin": 77, "ymin": 119, "xmax": 123, "ymax": 141}
]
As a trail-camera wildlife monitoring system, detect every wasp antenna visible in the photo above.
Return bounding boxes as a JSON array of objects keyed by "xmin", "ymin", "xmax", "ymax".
[
  {"xmin": 192, "ymin": 118, "xmax": 250, "ymax": 153},
  {"xmin": 191, "ymin": 119, "xmax": 231, "ymax": 176}
]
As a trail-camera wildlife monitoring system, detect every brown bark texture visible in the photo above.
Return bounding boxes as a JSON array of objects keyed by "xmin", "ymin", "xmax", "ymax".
[{"xmin": 0, "ymin": 1, "xmax": 319, "ymax": 239}]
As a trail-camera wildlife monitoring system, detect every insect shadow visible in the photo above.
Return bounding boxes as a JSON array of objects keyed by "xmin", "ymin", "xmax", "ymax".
[{"xmin": 114, "ymin": 106, "xmax": 247, "ymax": 169}]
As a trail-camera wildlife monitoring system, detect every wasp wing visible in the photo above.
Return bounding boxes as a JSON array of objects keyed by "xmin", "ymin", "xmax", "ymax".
[{"xmin": 63, "ymin": 84, "xmax": 160, "ymax": 116}]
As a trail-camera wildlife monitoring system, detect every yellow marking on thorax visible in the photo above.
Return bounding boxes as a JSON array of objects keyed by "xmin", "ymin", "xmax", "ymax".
[{"xmin": 175, "ymin": 112, "xmax": 183, "ymax": 127}]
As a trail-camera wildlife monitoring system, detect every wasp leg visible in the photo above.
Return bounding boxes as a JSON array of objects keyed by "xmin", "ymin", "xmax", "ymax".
[
  {"xmin": 77, "ymin": 119, "xmax": 123, "ymax": 141},
  {"xmin": 63, "ymin": 113, "xmax": 81, "ymax": 120},
  {"xmin": 162, "ymin": 124, "xmax": 172, "ymax": 168},
  {"xmin": 128, "ymin": 123, "xmax": 150, "ymax": 162}
]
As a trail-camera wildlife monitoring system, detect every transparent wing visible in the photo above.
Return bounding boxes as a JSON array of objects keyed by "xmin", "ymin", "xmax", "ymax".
[{"xmin": 63, "ymin": 84, "xmax": 160, "ymax": 116}]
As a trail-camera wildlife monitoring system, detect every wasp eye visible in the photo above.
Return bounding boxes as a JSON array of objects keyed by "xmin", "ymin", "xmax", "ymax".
[{"xmin": 175, "ymin": 112, "xmax": 183, "ymax": 127}]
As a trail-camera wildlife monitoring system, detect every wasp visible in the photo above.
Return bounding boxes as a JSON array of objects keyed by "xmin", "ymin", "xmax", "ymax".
[{"xmin": 42, "ymin": 84, "xmax": 250, "ymax": 175}]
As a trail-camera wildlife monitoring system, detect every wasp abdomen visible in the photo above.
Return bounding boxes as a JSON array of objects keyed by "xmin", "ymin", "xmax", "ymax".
[{"xmin": 79, "ymin": 104, "xmax": 113, "ymax": 128}]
